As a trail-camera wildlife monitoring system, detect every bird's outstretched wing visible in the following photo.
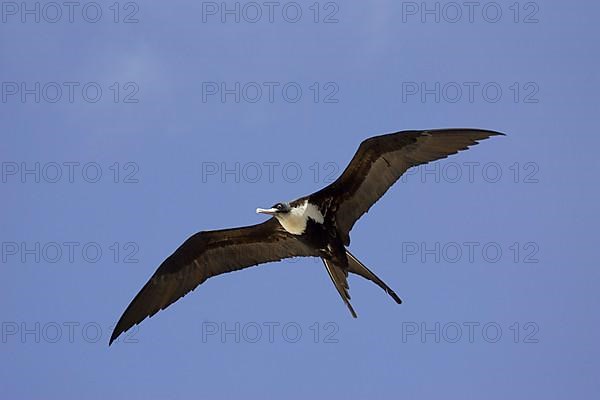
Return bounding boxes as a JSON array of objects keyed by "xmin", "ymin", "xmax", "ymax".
[
  {"xmin": 110, "ymin": 218, "xmax": 319, "ymax": 345},
  {"xmin": 310, "ymin": 129, "xmax": 504, "ymax": 244}
]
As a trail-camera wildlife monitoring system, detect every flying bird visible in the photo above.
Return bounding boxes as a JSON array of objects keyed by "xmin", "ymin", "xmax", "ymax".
[{"xmin": 109, "ymin": 128, "xmax": 503, "ymax": 345}]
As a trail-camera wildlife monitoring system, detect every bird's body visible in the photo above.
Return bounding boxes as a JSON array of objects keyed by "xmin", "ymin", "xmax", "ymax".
[{"xmin": 109, "ymin": 128, "xmax": 504, "ymax": 345}]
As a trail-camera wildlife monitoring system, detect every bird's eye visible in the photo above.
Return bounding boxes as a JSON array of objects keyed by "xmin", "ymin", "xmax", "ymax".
[{"xmin": 275, "ymin": 203, "xmax": 282, "ymax": 209}]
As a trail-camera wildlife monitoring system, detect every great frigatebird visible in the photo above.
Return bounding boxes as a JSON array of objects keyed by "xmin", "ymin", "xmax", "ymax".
[{"xmin": 109, "ymin": 128, "xmax": 503, "ymax": 345}]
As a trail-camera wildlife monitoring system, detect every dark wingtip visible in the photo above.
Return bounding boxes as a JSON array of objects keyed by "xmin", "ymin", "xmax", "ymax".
[
  {"xmin": 462, "ymin": 128, "xmax": 506, "ymax": 138},
  {"xmin": 466, "ymin": 129, "xmax": 506, "ymax": 143},
  {"xmin": 109, "ymin": 328, "xmax": 121, "ymax": 346},
  {"xmin": 447, "ymin": 128, "xmax": 506, "ymax": 138},
  {"xmin": 476, "ymin": 129, "xmax": 506, "ymax": 137}
]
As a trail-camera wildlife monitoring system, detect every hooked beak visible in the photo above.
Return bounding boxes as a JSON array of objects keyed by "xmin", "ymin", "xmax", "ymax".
[{"xmin": 256, "ymin": 207, "xmax": 278, "ymax": 216}]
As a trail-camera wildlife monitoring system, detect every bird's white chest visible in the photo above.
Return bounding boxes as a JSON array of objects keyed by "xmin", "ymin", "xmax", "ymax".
[{"xmin": 275, "ymin": 201, "xmax": 324, "ymax": 235}]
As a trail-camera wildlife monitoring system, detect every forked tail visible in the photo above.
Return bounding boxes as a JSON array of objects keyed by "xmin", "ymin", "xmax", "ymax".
[
  {"xmin": 321, "ymin": 250, "xmax": 402, "ymax": 318},
  {"xmin": 346, "ymin": 250, "xmax": 402, "ymax": 304}
]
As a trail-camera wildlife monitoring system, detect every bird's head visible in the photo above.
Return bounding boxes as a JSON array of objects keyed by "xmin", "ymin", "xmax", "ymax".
[{"xmin": 256, "ymin": 202, "xmax": 291, "ymax": 216}]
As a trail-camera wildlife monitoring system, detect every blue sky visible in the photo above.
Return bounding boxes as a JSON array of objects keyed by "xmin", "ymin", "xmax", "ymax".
[{"xmin": 1, "ymin": 0, "xmax": 599, "ymax": 398}]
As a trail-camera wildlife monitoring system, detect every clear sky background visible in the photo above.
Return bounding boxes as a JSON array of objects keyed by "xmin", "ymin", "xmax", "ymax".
[{"xmin": 1, "ymin": 0, "xmax": 599, "ymax": 398}]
